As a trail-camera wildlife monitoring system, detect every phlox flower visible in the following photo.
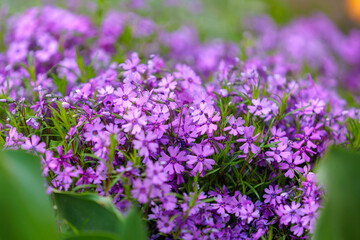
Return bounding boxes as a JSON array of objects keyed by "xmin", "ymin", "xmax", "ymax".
[
  {"xmin": 265, "ymin": 143, "xmax": 291, "ymax": 163},
  {"xmin": 122, "ymin": 109, "xmax": 147, "ymax": 135},
  {"xmin": 114, "ymin": 84, "xmax": 137, "ymax": 108},
  {"xmin": 159, "ymin": 146, "xmax": 187, "ymax": 176},
  {"xmin": 157, "ymin": 216, "xmax": 175, "ymax": 234},
  {"xmin": 120, "ymin": 52, "xmax": 147, "ymax": 82},
  {"xmin": 21, "ymin": 135, "xmax": 46, "ymax": 154},
  {"xmin": 187, "ymin": 144, "xmax": 215, "ymax": 176},
  {"xmin": 263, "ymin": 185, "xmax": 282, "ymax": 205},
  {"xmin": 237, "ymin": 126, "xmax": 260, "ymax": 154},
  {"xmin": 197, "ymin": 107, "xmax": 221, "ymax": 135},
  {"xmin": 239, "ymin": 203, "xmax": 260, "ymax": 223},
  {"xmin": 157, "ymin": 74, "xmax": 177, "ymax": 93},
  {"xmin": 277, "ymin": 201, "xmax": 303, "ymax": 225},
  {"xmin": 224, "ymin": 115, "xmax": 245, "ymax": 136},
  {"xmin": 279, "ymin": 155, "xmax": 304, "ymax": 178},
  {"xmin": 248, "ymin": 98, "xmax": 271, "ymax": 117},
  {"xmin": 84, "ymin": 120, "xmax": 105, "ymax": 142},
  {"xmin": 133, "ymin": 131, "xmax": 158, "ymax": 157}
]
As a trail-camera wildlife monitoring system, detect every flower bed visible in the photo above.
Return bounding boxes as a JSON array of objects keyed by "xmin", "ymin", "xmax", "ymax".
[{"xmin": 1, "ymin": 5, "xmax": 360, "ymax": 239}]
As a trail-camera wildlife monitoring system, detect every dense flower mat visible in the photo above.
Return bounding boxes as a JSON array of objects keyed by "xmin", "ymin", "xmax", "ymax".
[{"xmin": 1, "ymin": 6, "xmax": 360, "ymax": 239}]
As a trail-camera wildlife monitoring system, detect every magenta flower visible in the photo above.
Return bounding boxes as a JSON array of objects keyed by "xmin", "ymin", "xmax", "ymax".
[
  {"xmin": 265, "ymin": 143, "xmax": 291, "ymax": 163},
  {"xmin": 263, "ymin": 185, "xmax": 282, "ymax": 205},
  {"xmin": 269, "ymin": 126, "xmax": 288, "ymax": 143},
  {"xmin": 157, "ymin": 216, "xmax": 175, "ymax": 234},
  {"xmin": 48, "ymin": 145, "xmax": 73, "ymax": 172},
  {"xmin": 159, "ymin": 146, "xmax": 186, "ymax": 175},
  {"xmin": 237, "ymin": 126, "xmax": 260, "ymax": 154},
  {"xmin": 279, "ymin": 155, "xmax": 304, "ymax": 178},
  {"xmin": 114, "ymin": 84, "xmax": 137, "ymax": 108},
  {"xmin": 292, "ymin": 142, "xmax": 316, "ymax": 162},
  {"xmin": 53, "ymin": 166, "xmax": 79, "ymax": 190},
  {"xmin": 133, "ymin": 131, "xmax": 158, "ymax": 157},
  {"xmin": 248, "ymin": 98, "xmax": 271, "ymax": 116},
  {"xmin": 295, "ymin": 126, "xmax": 321, "ymax": 149},
  {"xmin": 224, "ymin": 115, "xmax": 245, "ymax": 136},
  {"xmin": 131, "ymin": 178, "xmax": 151, "ymax": 204},
  {"xmin": 277, "ymin": 201, "xmax": 303, "ymax": 225},
  {"xmin": 41, "ymin": 150, "xmax": 54, "ymax": 176},
  {"xmin": 179, "ymin": 124, "xmax": 198, "ymax": 144},
  {"xmin": 212, "ymin": 195, "xmax": 232, "ymax": 215},
  {"xmin": 84, "ymin": 121, "xmax": 105, "ymax": 142},
  {"xmin": 120, "ymin": 52, "xmax": 147, "ymax": 81},
  {"xmin": 76, "ymin": 167, "xmax": 100, "ymax": 186},
  {"xmin": 187, "ymin": 144, "xmax": 215, "ymax": 176},
  {"xmin": 301, "ymin": 202, "xmax": 319, "ymax": 233},
  {"xmin": 239, "ymin": 203, "xmax": 260, "ymax": 223},
  {"xmin": 122, "ymin": 109, "xmax": 147, "ymax": 135},
  {"xmin": 197, "ymin": 107, "xmax": 221, "ymax": 135},
  {"xmin": 146, "ymin": 161, "xmax": 168, "ymax": 185},
  {"xmin": 291, "ymin": 222, "xmax": 304, "ymax": 236},
  {"xmin": 157, "ymin": 74, "xmax": 177, "ymax": 93},
  {"xmin": 21, "ymin": 135, "xmax": 46, "ymax": 154}
]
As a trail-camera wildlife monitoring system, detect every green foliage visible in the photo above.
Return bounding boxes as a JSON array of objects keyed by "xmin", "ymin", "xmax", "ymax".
[
  {"xmin": 314, "ymin": 147, "xmax": 360, "ymax": 240},
  {"xmin": 0, "ymin": 150, "xmax": 59, "ymax": 240},
  {"xmin": 345, "ymin": 117, "xmax": 360, "ymax": 150},
  {"xmin": 0, "ymin": 150, "xmax": 147, "ymax": 240}
]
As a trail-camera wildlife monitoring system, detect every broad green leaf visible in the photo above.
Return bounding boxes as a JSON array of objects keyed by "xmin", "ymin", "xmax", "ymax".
[
  {"xmin": 120, "ymin": 206, "xmax": 147, "ymax": 240},
  {"xmin": 53, "ymin": 191, "xmax": 124, "ymax": 238},
  {"xmin": 314, "ymin": 147, "xmax": 360, "ymax": 240},
  {"xmin": 0, "ymin": 150, "xmax": 59, "ymax": 240},
  {"xmin": 63, "ymin": 232, "xmax": 118, "ymax": 240}
]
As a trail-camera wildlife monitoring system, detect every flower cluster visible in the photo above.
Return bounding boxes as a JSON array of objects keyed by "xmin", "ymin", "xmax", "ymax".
[{"xmin": 0, "ymin": 5, "xmax": 359, "ymax": 240}]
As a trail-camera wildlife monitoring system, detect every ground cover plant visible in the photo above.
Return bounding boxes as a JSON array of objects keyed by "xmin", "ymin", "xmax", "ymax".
[{"xmin": 1, "ymin": 2, "xmax": 360, "ymax": 239}]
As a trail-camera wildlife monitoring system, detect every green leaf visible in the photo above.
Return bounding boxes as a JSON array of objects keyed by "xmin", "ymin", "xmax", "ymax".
[
  {"xmin": 314, "ymin": 147, "xmax": 360, "ymax": 240},
  {"xmin": 0, "ymin": 150, "xmax": 59, "ymax": 240},
  {"xmin": 63, "ymin": 232, "xmax": 118, "ymax": 240},
  {"xmin": 120, "ymin": 206, "xmax": 147, "ymax": 240},
  {"xmin": 53, "ymin": 191, "xmax": 124, "ymax": 238}
]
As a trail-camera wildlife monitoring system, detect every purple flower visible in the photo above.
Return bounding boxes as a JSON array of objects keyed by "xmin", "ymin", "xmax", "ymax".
[
  {"xmin": 120, "ymin": 52, "xmax": 147, "ymax": 82},
  {"xmin": 292, "ymin": 142, "xmax": 316, "ymax": 162},
  {"xmin": 239, "ymin": 203, "xmax": 260, "ymax": 223},
  {"xmin": 224, "ymin": 115, "xmax": 245, "ymax": 136},
  {"xmin": 122, "ymin": 109, "xmax": 147, "ymax": 135},
  {"xmin": 265, "ymin": 142, "xmax": 291, "ymax": 163},
  {"xmin": 159, "ymin": 146, "xmax": 187, "ymax": 175},
  {"xmin": 53, "ymin": 166, "xmax": 79, "ymax": 191},
  {"xmin": 263, "ymin": 185, "xmax": 282, "ymax": 205},
  {"xmin": 295, "ymin": 126, "xmax": 321, "ymax": 149},
  {"xmin": 248, "ymin": 98, "xmax": 271, "ymax": 117},
  {"xmin": 301, "ymin": 202, "xmax": 319, "ymax": 232},
  {"xmin": 114, "ymin": 84, "xmax": 137, "ymax": 108},
  {"xmin": 21, "ymin": 135, "xmax": 46, "ymax": 154},
  {"xmin": 76, "ymin": 167, "xmax": 98, "ymax": 185},
  {"xmin": 291, "ymin": 222, "xmax": 304, "ymax": 236},
  {"xmin": 157, "ymin": 216, "xmax": 175, "ymax": 234},
  {"xmin": 187, "ymin": 144, "xmax": 215, "ymax": 176},
  {"xmin": 131, "ymin": 178, "xmax": 150, "ymax": 204},
  {"xmin": 84, "ymin": 121, "xmax": 105, "ymax": 142},
  {"xmin": 146, "ymin": 161, "xmax": 168, "ymax": 185},
  {"xmin": 277, "ymin": 201, "xmax": 303, "ymax": 225},
  {"xmin": 196, "ymin": 107, "xmax": 221, "ymax": 135},
  {"xmin": 133, "ymin": 131, "xmax": 158, "ymax": 157},
  {"xmin": 269, "ymin": 126, "xmax": 288, "ymax": 143},
  {"xmin": 279, "ymin": 155, "xmax": 304, "ymax": 178},
  {"xmin": 237, "ymin": 126, "xmax": 260, "ymax": 154},
  {"xmin": 157, "ymin": 74, "xmax": 177, "ymax": 93},
  {"xmin": 48, "ymin": 146, "xmax": 73, "ymax": 172},
  {"xmin": 212, "ymin": 195, "xmax": 233, "ymax": 216}
]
